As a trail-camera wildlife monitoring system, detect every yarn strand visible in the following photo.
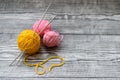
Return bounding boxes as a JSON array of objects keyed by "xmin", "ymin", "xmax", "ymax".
[
  {"xmin": 47, "ymin": 56, "xmax": 65, "ymax": 72},
  {"xmin": 23, "ymin": 55, "xmax": 65, "ymax": 75},
  {"xmin": 35, "ymin": 64, "xmax": 46, "ymax": 75}
]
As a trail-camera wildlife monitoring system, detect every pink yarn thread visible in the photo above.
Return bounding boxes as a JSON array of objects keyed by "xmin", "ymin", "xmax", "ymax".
[
  {"xmin": 32, "ymin": 20, "xmax": 51, "ymax": 37},
  {"xmin": 43, "ymin": 31, "xmax": 63, "ymax": 47}
]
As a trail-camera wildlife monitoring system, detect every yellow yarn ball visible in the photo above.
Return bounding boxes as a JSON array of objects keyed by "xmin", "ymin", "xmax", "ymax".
[{"xmin": 17, "ymin": 29, "xmax": 40, "ymax": 55}]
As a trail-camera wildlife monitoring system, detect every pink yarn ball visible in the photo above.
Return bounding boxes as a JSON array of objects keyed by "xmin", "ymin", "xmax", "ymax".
[
  {"xmin": 32, "ymin": 20, "xmax": 51, "ymax": 37},
  {"xmin": 43, "ymin": 31, "xmax": 63, "ymax": 47}
]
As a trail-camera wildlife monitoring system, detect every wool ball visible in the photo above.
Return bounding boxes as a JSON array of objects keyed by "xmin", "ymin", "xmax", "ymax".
[
  {"xmin": 43, "ymin": 31, "xmax": 63, "ymax": 47},
  {"xmin": 32, "ymin": 20, "xmax": 51, "ymax": 37},
  {"xmin": 17, "ymin": 30, "xmax": 40, "ymax": 55}
]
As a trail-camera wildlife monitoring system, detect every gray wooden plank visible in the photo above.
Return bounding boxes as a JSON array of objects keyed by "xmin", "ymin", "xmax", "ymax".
[
  {"xmin": 0, "ymin": 60, "xmax": 120, "ymax": 78},
  {"xmin": 0, "ymin": 78, "xmax": 120, "ymax": 80},
  {"xmin": 1, "ymin": 34, "xmax": 120, "ymax": 61},
  {"xmin": 0, "ymin": 0, "xmax": 120, "ymax": 15},
  {"xmin": 0, "ymin": 13, "xmax": 120, "ymax": 34}
]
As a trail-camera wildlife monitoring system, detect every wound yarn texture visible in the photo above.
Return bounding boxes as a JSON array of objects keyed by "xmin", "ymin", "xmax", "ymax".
[
  {"xmin": 32, "ymin": 20, "xmax": 51, "ymax": 37},
  {"xmin": 17, "ymin": 29, "xmax": 40, "ymax": 55},
  {"xmin": 43, "ymin": 31, "xmax": 63, "ymax": 47}
]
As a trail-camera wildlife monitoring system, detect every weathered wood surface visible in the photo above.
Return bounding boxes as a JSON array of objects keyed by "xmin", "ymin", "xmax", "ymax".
[
  {"xmin": 1, "ymin": 13, "xmax": 120, "ymax": 35},
  {"xmin": 0, "ymin": 0, "xmax": 120, "ymax": 80}
]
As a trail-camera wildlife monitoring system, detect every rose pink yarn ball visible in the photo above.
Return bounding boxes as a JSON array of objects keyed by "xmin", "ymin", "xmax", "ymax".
[
  {"xmin": 32, "ymin": 20, "xmax": 51, "ymax": 37},
  {"xmin": 43, "ymin": 31, "xmax": 63, "ymax": 47}
]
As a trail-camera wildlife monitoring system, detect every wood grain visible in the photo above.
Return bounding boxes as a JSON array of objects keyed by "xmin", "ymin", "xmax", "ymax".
[
  {"xmin": 0, "ymin": 14, "xmax": 120, "ymax": 35},
  {"xmin": 1, "ymin": 34, "xmax": 120, "ymax": 78},
  {"xmin": 0, "ymin": 78, "xmax": 120, "ymax": 80},
  {"xmin": 0, "ymin": 0, "xmax": 120, "ymax": 15},
  {"xmin": 1, "ymin": 34, "xmax": 120, "ymax": 61},
  {"xmin": 1, "ymin": 60, "xmax": 120, "ymax": 78},
  {"xmin": 0, "ymin": 0, "xmax": 120, "ymax": 80}
]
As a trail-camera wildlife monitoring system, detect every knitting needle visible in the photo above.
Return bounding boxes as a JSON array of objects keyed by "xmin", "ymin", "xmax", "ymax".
[
  {"xmin": 9, "ymin": 3, "xmax": 52, "ymax": 66},
  {"xmin": 9, "ymin": 42, "xmax": 28, "ymax": 66},
  {"xmin": 16, "ymin": 52, "xmax": 24, "ymax": 66},
  {"xmin": 9, "ymin": 51, "xmax": 23, "ymax": 66},
  {"xmin": 34, "ymin": 3, "xmax": 52, "ymax": 32},
  {"xmin": 38, "ymin": 15, "xmax": 57, "ymax": 35},
  {"xmin": 38, "ymin": 15, "xmax": 62, "ymax": 46}
]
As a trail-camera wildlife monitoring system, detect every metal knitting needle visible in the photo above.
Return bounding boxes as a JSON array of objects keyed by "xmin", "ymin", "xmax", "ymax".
[
  {"xmin": 9, "ymin": 42, "xmax": 28, "ymax": 66},
  {"xmin": 38, "ymin": 15, "xmax": 57, "ymax": 35},
  {"xmin": 34, "ymin": 3, "xmax": 52, "ymax": 32},
  {"xmin": 16, "ymin": 52, "xmax": 24, "ymax": 66},
  {"xmin": 9, "ymin": 51, "xmax": 23, "ymax": 66},
  {"xmin": 9, "ymin": 3, "xmax": 52, "ymax": 66}
]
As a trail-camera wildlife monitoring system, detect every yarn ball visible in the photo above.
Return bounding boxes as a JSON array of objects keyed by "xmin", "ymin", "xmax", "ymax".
[
  {"xmin": 43, "ymin": 31, "xmax": 63, "ymax": 47},
  {"xmin": 32, "ymin": 20, "xmax": 51, "ymax": 37},
  {"xmin": 17, "ymin": 30, "xmax": 40, "ymax": 55}
]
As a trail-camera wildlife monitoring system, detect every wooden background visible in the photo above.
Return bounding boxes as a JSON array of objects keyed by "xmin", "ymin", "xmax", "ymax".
[{"xmin": 1, "ymin": 0, "xmax": 120, "ymax": 80}]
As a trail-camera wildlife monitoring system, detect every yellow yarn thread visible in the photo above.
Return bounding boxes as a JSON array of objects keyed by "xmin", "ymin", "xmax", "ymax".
[
  {"xmin": 23, "ymin": 55, "xmax": 65, "ymax": 75},
  {"xmin": 17, "ymin": 30, "xmax": 40, "ymax": 55}
]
